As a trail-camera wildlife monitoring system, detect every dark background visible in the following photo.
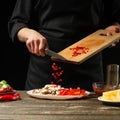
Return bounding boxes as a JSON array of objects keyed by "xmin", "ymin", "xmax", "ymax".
[
  {"xmin": 2, "ymin": 0, "xmax": 29, "ymax": 90},
  {"xmin": 1, "ymin": 0, "xmax": 120, "ymax": 90}
]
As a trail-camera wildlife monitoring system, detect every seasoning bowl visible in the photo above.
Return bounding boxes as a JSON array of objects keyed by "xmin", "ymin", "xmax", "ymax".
[{"xmin": 92, "ymin": 82, "xmax": 107, "ymax": 96}]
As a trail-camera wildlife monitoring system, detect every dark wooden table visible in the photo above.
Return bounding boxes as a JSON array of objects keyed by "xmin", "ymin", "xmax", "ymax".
[{"xmin": 0, "ymin": 91, "xmax": 120, "ymax": 120}]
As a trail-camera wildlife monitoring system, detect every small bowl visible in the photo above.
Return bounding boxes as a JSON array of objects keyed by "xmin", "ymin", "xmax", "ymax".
[{"xmin": 92, "ymin": 82, "xmax": 107, "ymax": 96}]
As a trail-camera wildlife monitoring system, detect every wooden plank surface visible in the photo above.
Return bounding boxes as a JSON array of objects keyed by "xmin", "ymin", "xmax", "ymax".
[
  {"xmin": 52, "ymin": 29, "xmax": 120, "ymax": 64},
  {"xmin": 0, "ymin": 91, "xmax": 120, "ymax": 120}
]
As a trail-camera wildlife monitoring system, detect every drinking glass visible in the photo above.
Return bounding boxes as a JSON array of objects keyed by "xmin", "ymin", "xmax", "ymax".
[{"xmin": 106, "ymin": 64, "xmax": 119, "ymax": 90}]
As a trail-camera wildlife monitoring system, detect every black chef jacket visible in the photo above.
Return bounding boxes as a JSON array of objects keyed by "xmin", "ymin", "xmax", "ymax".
[{"xmin": 8, "ymin": 0, "xmax": 120, "ymax": 91}]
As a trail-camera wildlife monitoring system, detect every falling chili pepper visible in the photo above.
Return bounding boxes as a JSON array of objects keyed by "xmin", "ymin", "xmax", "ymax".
[
  {"xmin": 56, "ymin": 79, "xmax": 63, "ymax": 83},
  {"xmin": 51, "ymin": 62, "xmax": 64, "ymax": 84},
  {"xmin": 51, "ymin": 63, "xmax": 59, "ymax": 71}
]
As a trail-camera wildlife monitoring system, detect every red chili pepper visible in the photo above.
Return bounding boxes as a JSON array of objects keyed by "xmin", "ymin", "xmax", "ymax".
[
  {"xmin": 51, "ymin": 63, "xmax": 59, "ymax": 71},
  {"xmin": 0, "ymin": 88, "xmax": 5, "ymax": 94},
  {"xmin": 13, "ymin": 93, "xmax": 21, "ymax": 99},
  {"xmin": 0, "ymin": 93, "xmax": 21, "ymax": 101},
  {"xmin": 0, "ymin": 86, "xmax": 14, "ymax": 94},
  {"xmin": 8, "ymin": 87, "xmax": 14, "ymax": 92}
]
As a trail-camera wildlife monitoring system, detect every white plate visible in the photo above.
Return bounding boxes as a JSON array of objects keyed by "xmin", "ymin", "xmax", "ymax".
[
  {"xmin": 26, "ymin": 90, "xmax": 90, "ymax": 100},
  {"xmin": 98, "ymin": 96, "xmax": 120, "ymax": 105}
]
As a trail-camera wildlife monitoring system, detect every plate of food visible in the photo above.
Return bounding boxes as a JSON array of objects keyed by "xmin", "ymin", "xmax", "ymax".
[
  {"xmin": 98, "ymin": 89, "xmax": 120, "ymax": 106},
  {"xmin": 26, "ymin": 84, "xmax": 90, "ymax": 100},
  {"xmin": 98, "ymin": 96, "xmax": 120, "ymax": 103}
]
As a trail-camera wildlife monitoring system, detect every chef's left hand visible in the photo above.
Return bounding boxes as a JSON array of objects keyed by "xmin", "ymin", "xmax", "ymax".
[{"xmin": 105, "ymin": 23, "xmax": 120, "ymax": 47}]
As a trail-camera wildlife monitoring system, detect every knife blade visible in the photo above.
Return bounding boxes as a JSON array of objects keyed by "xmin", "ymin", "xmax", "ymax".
[{"xmin": 45, "ymin": 49, "xmax": 66, "ymax": 60}]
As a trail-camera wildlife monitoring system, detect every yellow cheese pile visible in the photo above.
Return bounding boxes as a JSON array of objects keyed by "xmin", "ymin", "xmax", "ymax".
[{"xmin": 102, "ymin": 89, "xmax": 120, "ymax": 101}]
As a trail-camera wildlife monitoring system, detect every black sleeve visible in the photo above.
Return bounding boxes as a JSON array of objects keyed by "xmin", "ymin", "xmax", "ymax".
[{"xmin": 8, "ymin": 0, "xmax": 40, "ymax": 42}]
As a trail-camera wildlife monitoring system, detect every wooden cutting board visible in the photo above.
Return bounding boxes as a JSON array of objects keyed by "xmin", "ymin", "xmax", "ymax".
[{"xmin": 51, "ymin": 29, "xmax": 120, "ymax": 64}]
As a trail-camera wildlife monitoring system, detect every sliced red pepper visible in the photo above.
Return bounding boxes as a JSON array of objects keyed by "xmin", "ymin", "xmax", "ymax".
[
  {"xmin": 51, "ymin": 62, "xmax": 64, "ymax": 84},
  {"xmin": 70, "ymin": 46, "xmax": 89, "ymax": 57},
  {"xmin": 59, "ymin": 89, "xmax": 68, "ymax": 95},
  {"xmin": 59, "ymin": 88, "xmax": 86, "ymax": 96}
]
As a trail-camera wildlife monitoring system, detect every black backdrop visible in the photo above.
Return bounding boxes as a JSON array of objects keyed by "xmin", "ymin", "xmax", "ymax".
[
  {"xmin": 1, "ymin": 0, "xmax": 120, "ymax": 90},
  {"xmin": 2, "ymin": 0, "xmax": 29, "ymax": 90}
]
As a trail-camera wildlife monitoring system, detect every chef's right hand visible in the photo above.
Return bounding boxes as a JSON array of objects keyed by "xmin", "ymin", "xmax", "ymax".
[{"xmin": 17, "ymin": 28, "xmax": 48, "ymax": 56}]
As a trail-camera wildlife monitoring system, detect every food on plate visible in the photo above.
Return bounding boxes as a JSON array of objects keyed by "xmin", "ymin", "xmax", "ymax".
[
  {"xmin": 32, "ymin": 84, "xmax": 86, "ymax": 96},
  {"xmin": 102, "ymin": 89, "xmax": 120, "ymax": 101},
  {"xmin": 32, "ymin": 84, "xmax": 61, "ymax": 95},
  {"xmin": 0, "ymin": 80, "xmax": 14, "ymax": 94},
  {"xmin": 59, "ymin": 87, "xmax": 85, "ymax": 96}
]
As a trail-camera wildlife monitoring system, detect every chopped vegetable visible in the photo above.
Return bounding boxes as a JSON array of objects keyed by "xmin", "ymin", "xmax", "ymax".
[
  {"xmin": 69, "ymin": 45, "xmax": 89, "ymax": 57},
  {"xmin": 51, "ymin": 63, "xmax": 64, "ymax": 84},
  {"xmin": 0, "ymin": 80, "xmax": 14, "ymax": 93},
  {"xmin": 59, "ymin": 87, "xmax": 86, "ymax": 96}
]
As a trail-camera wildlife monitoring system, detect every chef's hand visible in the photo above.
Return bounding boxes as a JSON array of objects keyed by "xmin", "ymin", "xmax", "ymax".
[
  {"xmin": 105, "ymin": 23, "xmax": 120, "ymax": 47},
  {"xmin": 17, "ymin": 28, "xmax": 48, "ymax": 56}
]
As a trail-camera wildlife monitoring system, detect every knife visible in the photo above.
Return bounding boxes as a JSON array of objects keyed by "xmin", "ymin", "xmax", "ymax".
[{"xmin": 45, "ymin": 49, "xmax": 66, "ymax": 60}]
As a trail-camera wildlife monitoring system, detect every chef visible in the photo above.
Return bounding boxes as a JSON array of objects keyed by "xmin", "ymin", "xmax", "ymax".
[{"xmin": 8, "ymin": 0, "xmax": 120, "ymax": 91}]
